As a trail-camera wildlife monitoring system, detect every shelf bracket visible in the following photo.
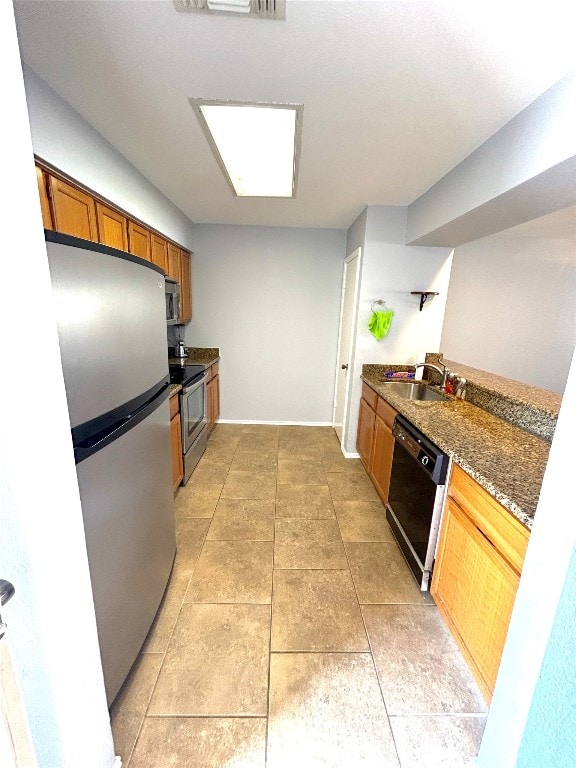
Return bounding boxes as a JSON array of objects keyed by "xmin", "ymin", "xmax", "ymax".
[{"xmin": 411, "ymin": 291, "xmax": 439, "ymax": 311}]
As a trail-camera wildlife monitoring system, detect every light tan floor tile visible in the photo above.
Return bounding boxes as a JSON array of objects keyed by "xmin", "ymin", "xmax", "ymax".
[
  {"xmin": 230, "ymin": 451, "xmax": 278, "ymax": 472},
  {"xmin": 191, "ymin": 459, "xmax": 232, "ymax": 485},
  {"xmin": 236, "ymin": 435, "xmax": 279, "ymax": 453},
  {"xmin": 203, "ymin": 441, "xmax": 238, "ymax": 461},
  {"xmin": 207, "ymin": 499, "xmax": 275, "ymax": 541},
  {"xmin": 274, "ymin": 518, "xmax": 348, "ymax": 569},
  {"xmin": 211, "ymin": 423, "xmax": 244, "ymax": 438},
  {"xmin": 363, "ymin": 604, "xmax": 488, "ymax": 715},
  {"xmin": 148, "ymin": 604, "xmax": 270, "ymax": 716},
  {"xmin": 345, "ymin": 542, "xmax": 430, "ymax": 604},
  {"xmin": 335, "ymin": 500, "xmax": 395, "ymax": 541},
  {"xmin": 271, "ymin": 569, "xmax": 369, "ymax": 651},
  {"xmin": 185, "ymin": 540, "xmax": 273, "ymax": 603},
  {"xmin": 390, "ymin": 715, "xmax": 486, "ymax": 767},
  {"xmin": 321, "ymin": 452, "xmax": 366, "ymax": 474},
  {"xmin": 110, "ymin": 653, "xmax": 163, "ymax": 765},
  {"xmin": 277, "ymin": 445, "xmax": 321, "ymax": 461},
  {"xmin": 129, "ymin": 717, "xmax": 267, "ymax": 768},
  {"xmin": 175, "ymin": 517, "xmax": 211, "ymax": 566},
  {"xmin": 327, "ymin": 471, "xmax": 381, "ymax": 501},
  {"xmin": 174, "ymin": 483, "xmax": 222, "ymax": 518},
  {"xmin": 221, "ymin": 470, "xmax": 277, "ymax": 500},
  {"xmin": 241, "ymin": 424, "xmax": 279, "ymax": 435},
  {"xmin": 275, "ymin": 484, "xmax": 335, "ymax": 519},
  {"xmin": 141, "ymin": 565, "xmax": 191, "ymax": 653},
  {"xmin": 277, "ymin": 459, "xmax": 327, "ymax": 485},
  {"xmin": 267, "ymin": 653, "xmax": 400, "ymax": 768}
]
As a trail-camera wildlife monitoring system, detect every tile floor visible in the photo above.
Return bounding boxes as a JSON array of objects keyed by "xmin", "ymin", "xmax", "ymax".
[{"xmin": 111, "ymin": 424, "xmax": 487, "ymax": 768}]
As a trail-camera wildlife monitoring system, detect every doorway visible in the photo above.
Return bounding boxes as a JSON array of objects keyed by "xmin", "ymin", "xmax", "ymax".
[{"xmin": 333, "ymin": 248, "xmax": 361, "ymax": 449}]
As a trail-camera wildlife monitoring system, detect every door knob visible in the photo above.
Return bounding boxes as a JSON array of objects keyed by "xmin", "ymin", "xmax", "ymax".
[
  {"xmin": 0, "ymin": 580, "xmax": 14, "ymax": 607},
  {"xmin": 0, "ymin": 580, "xmax": 14, "ymax": 640},
  {"xmin": 341, "ymin": 364, "xmax": 348, "ymax": 370}
]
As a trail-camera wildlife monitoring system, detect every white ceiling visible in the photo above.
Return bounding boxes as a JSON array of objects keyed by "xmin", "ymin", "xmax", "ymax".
[{"xmin": 13, "ymin": 0, "xmax": 576, "ymax": 230}]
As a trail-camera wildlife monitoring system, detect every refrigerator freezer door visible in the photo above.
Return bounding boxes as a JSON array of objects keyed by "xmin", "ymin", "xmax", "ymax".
[
  {"xmin": 46, "ymin": 237, "xmax": 168, "ymax": 430},
  {"xmin": 76, "ymin": 396, "xmax": 176, "ymax": 706}
]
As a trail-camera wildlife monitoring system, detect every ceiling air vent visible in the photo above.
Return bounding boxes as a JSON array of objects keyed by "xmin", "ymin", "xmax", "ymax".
[{"xmin": 173, "ymin": 0, "xmax": 285, "ymax": 20}]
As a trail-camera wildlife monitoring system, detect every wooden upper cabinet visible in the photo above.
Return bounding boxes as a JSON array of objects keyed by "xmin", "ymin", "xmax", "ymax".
[
  {"xmin": 128, "ymin": 221, "xmax": 151, "ymax": 261},
  {"xmin": 35, "ymin": 165, "xmax": 53, "ymax": 229},
  {"xmin": 179, "ymin": 250, "xmax": 192, "ymax": 322},
  {"xmin": 96, "ymin": 203, "xmax": 128, "ymax": 251},
  {"xmin": 166, "ymin": 243, "xmax": 181, "ymax": 280},
  {"xmin": 48, "ymin": 176, "xmax": 98, "ymax": 241},
  {"xmin": 151, "ymin": 233, "xmax": 168, "ymax": 273}
]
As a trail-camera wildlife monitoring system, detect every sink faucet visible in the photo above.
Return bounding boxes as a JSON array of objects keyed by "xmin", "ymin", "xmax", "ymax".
[{"xmin": 414, "ymin": 362, "xmax": 450, "ymax": 388}]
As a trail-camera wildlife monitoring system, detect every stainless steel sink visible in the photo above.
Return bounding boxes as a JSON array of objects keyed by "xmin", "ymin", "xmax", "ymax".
[{"xmin": 383, "ymin": 382, "xmax": 448, "ymax": 402}]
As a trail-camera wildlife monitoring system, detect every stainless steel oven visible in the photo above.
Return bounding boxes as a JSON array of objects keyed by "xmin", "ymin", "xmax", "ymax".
[
  {"xmin": 386, "ymin": 414, "xmax": 450, "ymax": 591},
  {"xmin": 169, "ymin": 363, "xmax": 208, "ymax": 484}
]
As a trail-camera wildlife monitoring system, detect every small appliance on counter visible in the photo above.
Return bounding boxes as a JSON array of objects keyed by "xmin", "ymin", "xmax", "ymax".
[{"xmin": 172, "ymin": 340, "xmax": 188, "ymax": 359}]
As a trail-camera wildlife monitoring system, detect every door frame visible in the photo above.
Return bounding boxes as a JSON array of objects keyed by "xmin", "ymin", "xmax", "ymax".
[{"xmin": 332, "ymin": 247, "xmax": 362, "ymax": 453}]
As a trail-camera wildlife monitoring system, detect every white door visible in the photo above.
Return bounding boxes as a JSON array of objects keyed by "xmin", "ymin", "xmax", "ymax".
[{"xmin": 333, "ymin": 248, "xmax": 361, "ymax": 445}]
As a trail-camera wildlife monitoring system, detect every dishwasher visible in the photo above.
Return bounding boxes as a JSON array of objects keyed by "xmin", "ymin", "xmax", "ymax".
[{"xmin": 386, "ymin": 414, "xmax": 450, "ymax": 591}]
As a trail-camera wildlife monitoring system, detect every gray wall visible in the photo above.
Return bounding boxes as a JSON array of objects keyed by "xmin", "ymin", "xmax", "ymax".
[
  {"xmin": 186, "ymin": 224, "xmax": 347, "ymax": 423},
  {"xmin": 440, "ymin": 205, "xmax": 576, "ymax": 394},
  {"xmin": 22, "ymin": 64, "xmax": 195, "ymax": 249},
  {"xmin": 344, "ymin": 206, "xmax": 453, "ymax": 454}
]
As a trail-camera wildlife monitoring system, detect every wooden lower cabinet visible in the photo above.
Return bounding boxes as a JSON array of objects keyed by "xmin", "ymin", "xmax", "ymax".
[
  {"xmin": 170, "ymin": 393, "xmax": 183, "ymax": 492},
  {"xmin": 371, "ymin": 414, "xmax": 395, "ymax": 502},
  {"xmin": 356, "ymin": 382, "xmax": 397, "ymax": 504},
  {"xmin": 357, "ymin": 393, "xmax": 376, "ymax": 469},
  {"xmin": 206, "ymin": 363, "xmax": 220, "ymax": 433},
  {"xmin": 432, "ymin": 465, "xmax": 530, "ymax": 701}
]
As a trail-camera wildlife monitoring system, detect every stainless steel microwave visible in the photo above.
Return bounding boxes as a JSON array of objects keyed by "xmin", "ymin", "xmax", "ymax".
[{"xmin": 165, "ymin": 277, "xmax": 180, "ymax": 325}]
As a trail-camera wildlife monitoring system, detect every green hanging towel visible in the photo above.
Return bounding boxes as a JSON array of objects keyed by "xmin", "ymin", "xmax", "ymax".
[{"xmin": 368, "ymin": 309, "xmax": 394, "ymax": 340}]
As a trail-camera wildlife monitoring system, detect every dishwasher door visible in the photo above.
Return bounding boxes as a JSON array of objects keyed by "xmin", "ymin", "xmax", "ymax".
[{"xmin": 386, "ymin": 416, "xmax": 449, "ymax": 590}]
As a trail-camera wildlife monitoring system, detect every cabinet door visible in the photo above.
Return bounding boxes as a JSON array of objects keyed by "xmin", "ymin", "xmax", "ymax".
[
  {"xmin": 49, "ymin": 176, "xmax": 98, "ymax": 241},
  {"xmin": 151, "ymin": 233, "xmax": 168, "ymax": 273},
  {"xmin": 357, "ymin": 397, "xmax": 376, "ymax": 470},
  {"xmin": 206, "ymin": 376, "xmax": 215, "ymax": 433},
  {"xmin": 96, "ymin": 203, "xmax": 128, "ymax": 251},
  {"xmin": 432, "ymin": 497, "xmax": 520, "ymax": 699},
  {"xmin": 167, "ymin": 243, "xmax": 181, "ymax": 281},
  {"xmin": 36, "ymin": 165, "xmax": 53, "ymax": 229},
  {"xmin": 179, "ymin": 250, "xmax": 192, "ymax": 322},
  {"xmin": 170, "ymin": 414, "xmax": 183, "ymax": 491},
  {"xmin": 212, "ymin": 374, "xmax": 220, "ymax": 425},
  {"xmin": 128, "ymin": 221, "xmax": 151, "ymax": 261},
  {"xmin": 371, "ymin": 415, "xmax": 394, "ymax": 503}
]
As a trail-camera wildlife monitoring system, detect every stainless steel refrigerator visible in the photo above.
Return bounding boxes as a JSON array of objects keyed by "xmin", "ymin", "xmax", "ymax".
[{"xmin": 46, "ymin": 231, "xmax": 176, "ymax": 706}]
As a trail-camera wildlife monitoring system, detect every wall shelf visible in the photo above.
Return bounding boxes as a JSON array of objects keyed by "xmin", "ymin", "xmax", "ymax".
[{"xmin": 411, "ymin": 291, "xmax": 439, "ymax": 311}]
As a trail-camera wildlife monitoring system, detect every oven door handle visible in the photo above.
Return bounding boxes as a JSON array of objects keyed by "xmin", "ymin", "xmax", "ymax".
[{"xmin": 182, "ymin": 374, "xmax": 208, "ymax": 395}]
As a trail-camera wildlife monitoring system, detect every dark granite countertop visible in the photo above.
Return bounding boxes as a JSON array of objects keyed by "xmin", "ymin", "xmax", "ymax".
[
  {"xmin": 362, "ymin": 365, "xmax": 554, "ymax": 530},
  {"xmin": 169, "ymin": 383, "xmax": 182, "ymax": 397}
]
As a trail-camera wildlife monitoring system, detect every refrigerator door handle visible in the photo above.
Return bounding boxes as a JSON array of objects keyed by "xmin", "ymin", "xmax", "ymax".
[{"xmin": 74, "ymin": 385, "xmax": 170, "ymax": 464}]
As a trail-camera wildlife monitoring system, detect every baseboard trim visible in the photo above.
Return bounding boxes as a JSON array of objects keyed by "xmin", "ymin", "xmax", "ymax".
[
  {"xmin": 342, "ymin": 450, "xmax": 360, "ymax": 459},
  {"xmin": 114, "ymin": 757, "xmax": 122, "ymax": 768},
  {"xmin": 216, "ymin": 419, "xmax": 334, "ymax": 427}
]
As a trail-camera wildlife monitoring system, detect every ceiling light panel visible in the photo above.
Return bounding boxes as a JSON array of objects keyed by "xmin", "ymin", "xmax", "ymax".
[
  {"xmin": 190, "ymin": 100, "xmax": 303, "ymax": 198},
  {"xmin": 174, "ymin": 0, "xmax": 285, "ymax": 20}
]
